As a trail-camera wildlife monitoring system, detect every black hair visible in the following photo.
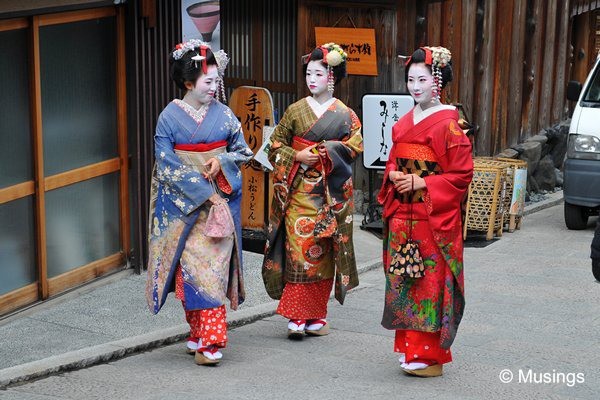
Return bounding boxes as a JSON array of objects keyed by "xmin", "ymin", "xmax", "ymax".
[
  {"xmin": 169, "ymin": 46, "xmax": 218, "ymax": 91},
  {"xmin": 302, "ymin": 47, "xmax": 347, "ymax": 85},
  {"xmin": 404, "ymin": 47, "xmax": 453, "ymax": 89}
]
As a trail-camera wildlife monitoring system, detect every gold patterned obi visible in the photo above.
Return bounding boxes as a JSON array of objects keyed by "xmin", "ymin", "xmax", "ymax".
[{"xmin": 393, "ymin": 143, "xmax": 441, "ymax": 204}]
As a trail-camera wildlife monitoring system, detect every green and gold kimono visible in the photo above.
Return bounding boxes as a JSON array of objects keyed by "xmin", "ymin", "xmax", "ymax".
[{"xmin": 262, "ymin": 97, "xmax": 363, "ymax": 305}]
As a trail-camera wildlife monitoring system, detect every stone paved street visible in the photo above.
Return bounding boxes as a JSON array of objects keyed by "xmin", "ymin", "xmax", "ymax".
[{"xmin": 1, "ymin": 205, "xmax": 598, "ymax": 400}]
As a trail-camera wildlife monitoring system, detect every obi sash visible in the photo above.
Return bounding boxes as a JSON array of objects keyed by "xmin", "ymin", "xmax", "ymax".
[
  {"xmin": 292, "ymin": 136, "xmax": 322, "ymax": 170},
  {"xmin": 392, "ymin": 143, "xmax": 441, "ymax": 205},
  {"xmin": 174, "ymin": 140, "xmax": 227, "ymax": 172}
]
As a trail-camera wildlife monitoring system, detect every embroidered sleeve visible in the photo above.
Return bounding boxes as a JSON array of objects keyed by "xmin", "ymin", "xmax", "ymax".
[
  {"xmin": 268, "ymin": 106, "xmax": 297, "ymax": 184},
  {"xmin": 154, "ymin": 114, "xmax": 213, "ymax": 214},
  {"xmin": 214, "ymin": 108, "xmax": 253, "ymax": 195}
]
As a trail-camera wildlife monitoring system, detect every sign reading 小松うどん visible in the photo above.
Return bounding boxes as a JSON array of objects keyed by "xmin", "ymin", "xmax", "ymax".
[
  {"xmin": 314, "ymin": 27, "xmax": 377, "ymax": 76},
  {"xmin": 362, "ymin": 94, "xmax": 414, "ymax": 170}
]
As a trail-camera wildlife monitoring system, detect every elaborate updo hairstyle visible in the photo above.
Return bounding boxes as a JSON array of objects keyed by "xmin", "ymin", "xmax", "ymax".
[
  {"xmin": 169, "ymin": 45, "xmax": 218, "ymax": 90},
  {"xmin": 404, "ymin": 47, "xmax": 453, "ymax": 90},
  {"xmin": 302, "ymin": 44, "xmax": 347, "ymax": 86}
]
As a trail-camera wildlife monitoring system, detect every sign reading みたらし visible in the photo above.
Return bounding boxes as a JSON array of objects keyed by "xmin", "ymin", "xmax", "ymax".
[{"xmin": 314, "ymin": 27, "xmax": 377, "ymax": 76}]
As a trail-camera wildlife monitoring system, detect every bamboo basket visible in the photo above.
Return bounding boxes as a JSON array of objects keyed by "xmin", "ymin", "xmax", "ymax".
[
  {"xmin": 463, "ymin": 162, "xmax": 507, "ymax": 240},
  {"xmin": 473, "ymin": 158, "xmax": 512, "ymax": 227}
]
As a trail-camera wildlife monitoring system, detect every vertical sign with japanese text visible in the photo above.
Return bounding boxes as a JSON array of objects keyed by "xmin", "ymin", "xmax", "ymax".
[
  {"xmin": 361, "ymin": 94, "xmax": 414, "ymax": 169},
  {"xmin": 314, "ymin": 27, "xmax": 377, "ymax": 76},
  {"xmin": 229, "ymin": 86, "xmax": 274, "ymax": 229}
]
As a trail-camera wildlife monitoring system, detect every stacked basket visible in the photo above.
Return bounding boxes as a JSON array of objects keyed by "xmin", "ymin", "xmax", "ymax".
[
  {"xmin": 463, "ymin": 157, "xmax": 528, "ymax": 240},
  {"xmin": 463, "ymin": 158, "xmax": 508, "ymax": 240}
]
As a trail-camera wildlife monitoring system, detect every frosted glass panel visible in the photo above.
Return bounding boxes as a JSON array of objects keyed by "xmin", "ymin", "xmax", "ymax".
[
  {"xmin": 45, "ymin": 173, "xmax": 120, "ymax": 278},
  {"xmin": 0, "ymin": 197, "xmax": 36, "ymax": 295},
  {"xmin": 0, "ymin": 29, "xmax": 32, "ymax": 188},
  {"xmin": 40, "ymin": 18, "xmax": 117, "ymax": 176}
]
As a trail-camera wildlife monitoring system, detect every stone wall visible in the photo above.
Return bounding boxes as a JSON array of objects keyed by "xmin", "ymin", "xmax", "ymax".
[{"xmin": 495, "ymin": 119, "xmax": 570, "ymax": 194}]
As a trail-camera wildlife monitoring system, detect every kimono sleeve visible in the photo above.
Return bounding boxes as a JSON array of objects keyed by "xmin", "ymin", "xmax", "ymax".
[
  {"xmin": 323, "ymin": 109, "xmax": 364, "ymax": 173},
  {"xmin": 267, "ymin": 105, "xmax": 298, "ymax": 183},
  {"xmin": 215, "ymin": 111, "xmax": 254, "ymax": 195},
  {"xmin": 154, "ymin": 114, "xmax": 213, "ymax": 215},
  {"xmin": 422, "ymin": 119, "xmax": 473, "ymax": 225}
]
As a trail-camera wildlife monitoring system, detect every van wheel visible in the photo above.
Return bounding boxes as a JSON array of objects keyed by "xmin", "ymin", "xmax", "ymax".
[
  {"xmin": 564, "ymin": 202, "xmax": 588, "ymax": 230},
  {"xmin": 593, "ymin": 259, "xmax": 600, "ymax": 282}
]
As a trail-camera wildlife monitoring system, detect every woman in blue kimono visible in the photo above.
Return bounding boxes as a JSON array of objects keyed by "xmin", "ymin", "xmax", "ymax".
[{"xmin": 145, "ymin": 40, "xmax": 253, "ymax": 366}]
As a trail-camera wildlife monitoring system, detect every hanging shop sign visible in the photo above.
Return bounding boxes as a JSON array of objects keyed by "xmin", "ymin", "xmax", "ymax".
[{"xmin": 314, "ymin": 27, "xmax": 377, "ymax": 76}]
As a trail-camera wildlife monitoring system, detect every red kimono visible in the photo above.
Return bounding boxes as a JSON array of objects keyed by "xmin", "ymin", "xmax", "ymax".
[{"xmin": 378, "ymin": 106, "xmax": 473, "ymax": 365}]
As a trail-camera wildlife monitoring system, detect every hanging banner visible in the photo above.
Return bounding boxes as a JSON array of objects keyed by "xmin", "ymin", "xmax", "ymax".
[
  {"xmin": 314, "ymin": 27, "xmax": 377, "ymax": 76},
  {"xmin": 361, "ymin": 93, "xmax": 414, "ymax": 169},
  {"xmin": 182, "ymin": 0, "xmax": 221, "ymax": 50}
]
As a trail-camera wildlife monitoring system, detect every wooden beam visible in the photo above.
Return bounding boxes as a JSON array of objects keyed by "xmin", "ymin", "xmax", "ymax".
[
  {"xmin": 38, "ymin": 7, "xmax": 116, "ymax": 26},
  {"xmin": 441, "ymin": 0, "xmax": 462, "ymax": 104},
  {"xmin": 44, "ymin": 158, "xmax": 120, "ymax": 191},
  {"xmin": 460, "ymin": 0, "xmax": 477, "ymax": 122},
  {"xmin": 507, "ymin": 0, "xmax": 527, "ymax": 147},
  {"xmin": 0, "ymin": 17, "xmax": 28, "ymax": 32},
  {"xmin": 538, "ymin": 0, "xmax": 558, "ymax": 130},
  {"xmin": 116, "ymin": 7, "xmax": 130, "ymax": 259},
  {"xmin": 521, "ymin": 0, "xmax": 545, "ymax": 139},
  {"xmin": 47, "ymin": 253, "xmax": 125, "ymax": 296},
  {"xmin": 491, "ymin": 0, "xmax": 513, "ymax": 154},
  {"xmin": 0, "ymin": 284, "xmax": 38, "ymax": 316},
  {"xmin": 0, "ymin": 181, "xmax": 35, "ymax": 205},
  {"xmin": 30, "ymin": 16, "xmax": 49, "ymax": 300},
  {"xmin": 475, "ymin": 0, "xmax": 496, "ymax": 156},
  {"xmin": 552, "ymin": 0, "xmax": 571, "ymax": 122}
]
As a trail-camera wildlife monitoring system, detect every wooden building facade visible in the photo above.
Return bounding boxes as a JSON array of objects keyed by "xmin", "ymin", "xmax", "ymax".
[{"xmin": 1, "ymin": 0, "xmax": 599, "ymax": 316}]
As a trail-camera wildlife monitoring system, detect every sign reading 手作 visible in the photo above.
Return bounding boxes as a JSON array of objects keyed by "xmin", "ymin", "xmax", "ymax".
[{"xmin": 314, "ymin": 27, "xmax": 377, "ymax": 76}]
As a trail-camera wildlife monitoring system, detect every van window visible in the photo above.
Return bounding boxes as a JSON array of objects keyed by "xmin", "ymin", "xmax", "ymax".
[{"xmin": 583, "ymin": 66, "xmax": 600, "ymax": 102}]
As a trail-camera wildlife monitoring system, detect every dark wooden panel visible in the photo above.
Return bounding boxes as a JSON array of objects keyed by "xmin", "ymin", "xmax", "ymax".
[
  {"xmin": 521, "ymin": 0, "xmax": 545, "ymax": 140},
  {"xmin": 507, "ymin": 0, "xmax": 527, "ymax": 145},
  {"xmin": 474, "ymin": 0, "xmax": 496, "ymax": 156},
  {"xmin": 537, "ymin": 0, "xmax": 557, "ymax": 130},
  {"xmin": 491, "ymin": 0, "xmax": 514, "ymax": 154},
  {"xmin": 440, "ymin": 0, "xmax": 462, "ymax": 105},
  {"xmin": 459, "ymin": 0, "xmax": 477, "ymax": 122},
  {"xmin": 552, "ymin": 0, "xmax": 570, "ymax": 122}
]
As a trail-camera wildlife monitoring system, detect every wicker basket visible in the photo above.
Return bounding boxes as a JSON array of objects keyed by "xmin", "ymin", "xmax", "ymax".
[{"xmin": 463, "ymin": 162, "xmax": 508, "ymax": 240}]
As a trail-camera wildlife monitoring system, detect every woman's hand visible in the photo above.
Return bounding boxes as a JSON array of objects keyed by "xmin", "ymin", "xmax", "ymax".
[
  {"xmin": 203, "ymin": 158, "xmax": 221, "ymax": 179},
  {"xmin": 390, "ymin": 172, "xmax": 426, "ymax": 194},
  {"xmin": 295, "ymin": 144, "xmax": 319, "ymax": 165},
  {"xmin": 317, "ymin": 142, "xmax": 328, "ymax": 158}
]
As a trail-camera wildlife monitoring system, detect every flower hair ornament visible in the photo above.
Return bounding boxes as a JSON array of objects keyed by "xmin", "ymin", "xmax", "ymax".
[
  {"xmin": 303, "ymin": 42, "xmax": 348, "ymax": 94},
  {"xmin": 402, "ymin": 46, "xmax": 451, "ymax": 101},
  {"xmin": 172, "ymin": 39, "xmax": 231, "ymax": 102}
]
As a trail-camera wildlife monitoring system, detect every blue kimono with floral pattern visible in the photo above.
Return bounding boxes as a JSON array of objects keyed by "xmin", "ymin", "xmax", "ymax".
[{"xmin": 146, "ymin": 99, "xmax": 253, "ymax": 314}]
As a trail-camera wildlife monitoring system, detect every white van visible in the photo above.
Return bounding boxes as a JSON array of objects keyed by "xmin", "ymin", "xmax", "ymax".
[{"xmin": 564, "ymin": 57, "xmax": 600, "ymax": 229}]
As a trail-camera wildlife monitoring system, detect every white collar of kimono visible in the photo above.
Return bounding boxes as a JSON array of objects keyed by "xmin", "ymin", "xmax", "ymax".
[
  {"xmin": 306, "ymin": 96, "xmax": 336, "ymax": 118},
  {"xmin": 413, "ymin": 103, "xmax": 455, "ymax": 125},
  {"xmin": 173, "ymin": 99, "xmax": 210, "ymax": 124}
]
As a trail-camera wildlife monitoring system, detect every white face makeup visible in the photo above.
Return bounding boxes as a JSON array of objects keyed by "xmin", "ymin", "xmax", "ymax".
[
  {"xmin": 187, "ymin": 64, "xmax": 219, "ymax": 105},
  {"xmin": 305, "ymin": 60, "xmax": 329, "ymax": 97},
  {"xmin": 406, "ymin": 63, "xmax": 437, "ymax": 106}
]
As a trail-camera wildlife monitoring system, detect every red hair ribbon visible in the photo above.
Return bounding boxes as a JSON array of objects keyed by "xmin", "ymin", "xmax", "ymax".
[
  {"xmin": 305, "ymin": 46, "xmax": 330, "ymax": 65},
  {"xmin": 200, "ymin": 45, "xmax": 208, "ymax": 74},
  {"xmin": 404, "ymin": 47, "xmax": 433, "ymax": 67}
]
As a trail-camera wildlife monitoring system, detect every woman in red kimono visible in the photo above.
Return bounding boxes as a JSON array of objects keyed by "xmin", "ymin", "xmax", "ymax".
[{"xmin": 378, "ymin": 46, "xmax": 473, "ymax": 377}]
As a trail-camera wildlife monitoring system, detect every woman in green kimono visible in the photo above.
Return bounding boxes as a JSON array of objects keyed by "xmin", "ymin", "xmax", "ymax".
[{"xmin": 262, "ymin": 43, "xmax": 363, "ymax": 339}]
